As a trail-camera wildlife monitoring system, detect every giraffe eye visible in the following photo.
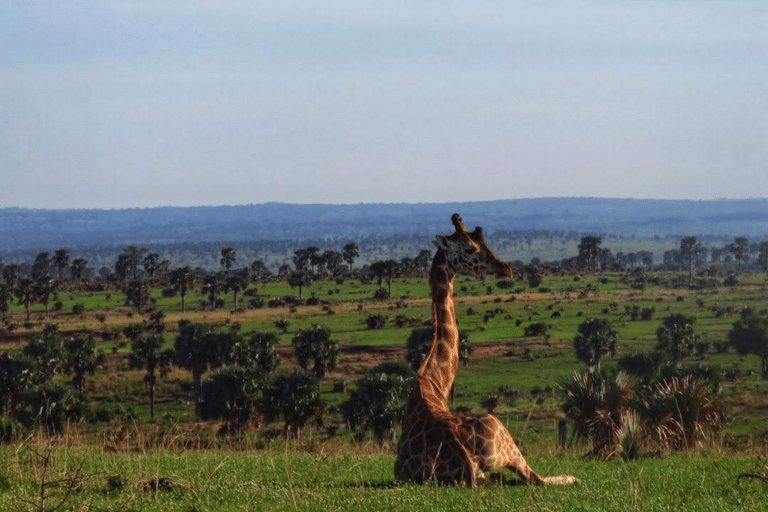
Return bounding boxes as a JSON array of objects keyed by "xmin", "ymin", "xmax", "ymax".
[{"xmin": 466, "ymin": 246, "xmax": 477, "ymax": 254}]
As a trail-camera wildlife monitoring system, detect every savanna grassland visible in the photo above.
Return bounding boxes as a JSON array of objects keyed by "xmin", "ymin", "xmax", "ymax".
[{"xmin": 1, "ymin": 270, "xmax": 768, "ymax": 511}]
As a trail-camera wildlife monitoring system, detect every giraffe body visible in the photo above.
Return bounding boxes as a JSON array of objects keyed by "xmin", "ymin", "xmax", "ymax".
[{"xmin": 394, "ymin": 214, "xmax": 578, "ymax": 487}]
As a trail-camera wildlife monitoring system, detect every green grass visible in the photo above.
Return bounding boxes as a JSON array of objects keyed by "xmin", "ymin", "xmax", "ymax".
[{"xmin": 0, "ymin": 439, "xmax": 764, "ymax": 512}]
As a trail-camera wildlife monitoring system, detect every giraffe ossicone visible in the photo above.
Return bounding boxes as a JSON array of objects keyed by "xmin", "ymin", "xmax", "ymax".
[{"xmin": 394, "ymin": 214, "xmax": 579, "ymax": 487}]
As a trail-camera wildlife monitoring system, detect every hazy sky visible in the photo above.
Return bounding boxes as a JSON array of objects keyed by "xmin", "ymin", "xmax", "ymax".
[{"xmin": 2, "ymin": 1, "xmax": 766, "ymax": 209}]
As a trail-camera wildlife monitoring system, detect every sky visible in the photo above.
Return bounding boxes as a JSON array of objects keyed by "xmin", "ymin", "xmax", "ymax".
[{"xmin": 1, "ymin": 1, "xmax": 766, "ymax": 209}]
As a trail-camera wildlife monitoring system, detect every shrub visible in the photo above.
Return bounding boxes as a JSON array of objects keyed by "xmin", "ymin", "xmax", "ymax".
[{"xmin": 366, "ymin": 313, "xmax": 388, "ymax": 330}]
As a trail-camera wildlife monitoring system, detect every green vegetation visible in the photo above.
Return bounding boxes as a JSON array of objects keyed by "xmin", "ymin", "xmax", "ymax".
[{"xmin": 3, "ymin": 234, "xmax": 768, "ymax": 510}]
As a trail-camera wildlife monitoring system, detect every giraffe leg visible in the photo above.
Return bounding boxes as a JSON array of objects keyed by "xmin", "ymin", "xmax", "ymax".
[{"xmin": 463, "ymin": 415, "xmax": 545, "ymax": 485}]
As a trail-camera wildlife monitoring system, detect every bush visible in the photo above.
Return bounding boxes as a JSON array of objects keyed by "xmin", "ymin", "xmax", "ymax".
[
  {"xmin": 366, "ymin": 313, "xmax": 388, "ymax": 330},
  {"xmin": 524, "ymin": 322, "xmax": 548, "ymax": 337}
]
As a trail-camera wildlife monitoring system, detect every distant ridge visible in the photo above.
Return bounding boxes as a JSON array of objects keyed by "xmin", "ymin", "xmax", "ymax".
[{"xmin": 2, "ymin": 198, "xmax": 768, "ymax": 253}]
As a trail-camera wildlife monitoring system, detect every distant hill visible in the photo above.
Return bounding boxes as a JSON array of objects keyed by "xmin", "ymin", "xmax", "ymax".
[{"xmin": 2, "ymin": 198, "xmax": 768, "ymax": 254}]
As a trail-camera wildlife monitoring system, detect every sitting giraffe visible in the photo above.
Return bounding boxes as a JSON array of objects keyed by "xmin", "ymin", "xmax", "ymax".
[{"xmin": 394, "ymin": 214, "xmax": 578, "ymax": 487}]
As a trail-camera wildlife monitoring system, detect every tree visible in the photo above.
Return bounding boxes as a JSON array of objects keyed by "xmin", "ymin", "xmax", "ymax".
[
  {"xmin": 292, "ymin": 324, "xmax": 338, "ymax": 379},
  {"xmin": 287, "ymin": 270, "xmax": 312, "ymax": 300},
  {"xmin": 319, "ymin": 249, "xmax": 343, "ymax": 277},
  {"xmin": 53, "ymin": 249, "xmax": 71, "ymax": 280},
  {"xmin": 728, "ymin": 236, "xmax": 750, "ymax": 272},
  {"xmin": 143, "ymin": 252, "xmax": 161, "ymax": 278},
  {"xmin": 23, "ymin": 325, "xmax": 66, "ymax": 383},
  {"xmin": 656, "ymin": 314, "xmax": 699, "ymax": 362},
  {"xmin": 63, "ymin": 334, "xmax": 105, "ymax": 399},
  {"xmin": 729, "ymin": 313, "xmax": 768, "ymax": 379},
  {"xmin": 170, "ymin": 266, "xmax": 195, "ymax": 313},
  {"xmin": 0, "ymin": 283, "xmax": 13, "ymax": 321},
  {"xmin": 174, "ymin": 321, "xmax": 235, "ymax": 417},
  {"xmin": 578, "ymin": 236, "xmax": 602, "ymax": 271},
  {"xmin": 200, "ymin": 366, "xmax": 263, "ymax": 434},
  {"xmin": 261, "ymin": 369, "xmax": 323, "ymax": 440},
  {"xmin": 230, "ymin": 331, "xmax": 281, "ymax": 378},
  {"xmin": 201, "ymin": 274, "xmax": 221, "ymax": 308},
  {"xmin": 224, "ymin": 269, "xmax": 249, "ymax": 309},
  {"xmin": 125, "ymin": 279, "xmax": 150, "ymax": 313},
  {"xmin": 574, "ymin": 318, "xmax": 618, "ymax": 370},
  {"xmin": 70, "ymin": 258, "xmax": 89, "ymax": 282},
  {"xmin": 220, "ymin": 247, "xmax": 237, "ymax": 272},
  {"xmin": 343, "ymin": 242, "xmax": 360, "ymax": 272},
  {"xmin": 31, "ymin": 252, "xmax": 51, "ymax": 282},
  {"xmin": 757, "ymin": 241, "xmax": 768, "ymax": 272},
  {"xmin": 414, "ymin": 249, "xmax": 432, "ymax": 275},
  {"xmin": 122, "ymin": 246, "xmax": 147, "ymax": 279},
  {"xmin": 130, "ymin": 334, "xmax": 174, "ymax": 419},
  {"xmin": 0, "ymin": 352, "xmax": 36, "ymax": 415},
  {"xmin": 250, "ymin": 260, "xmax": 267, "ymax": 282},
  {"xmin": 369, "ymin": 259, "xmax": 397, "ymax": 297},
  {"xmin": 679, "ymin": 236, "xmax": 703, "ymax": 280},
  {"xmin": 2, "ymin": 264, "xmax": 20, "ymax": 287},
  {"xmin": 15, "ymin": 278, "xmax": 38, "ymax": 322},
  {"xmin": 343, "ymin": 362, "xmax": 413, "ymax": 443},
  {"xmin": 293, "ymin": 246, "xmax": 319, "ymax": 272}
]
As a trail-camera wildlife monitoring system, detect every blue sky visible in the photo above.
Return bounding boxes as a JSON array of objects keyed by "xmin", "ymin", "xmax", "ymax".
[{"xmin": 1, "ymin": 1, "xmax": 766, "ymax": 209}]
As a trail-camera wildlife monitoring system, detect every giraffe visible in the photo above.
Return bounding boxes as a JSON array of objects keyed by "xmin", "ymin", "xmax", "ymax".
[{"xmin": 394, "ymin": 214, "xmax": 578, "ymax": 487}]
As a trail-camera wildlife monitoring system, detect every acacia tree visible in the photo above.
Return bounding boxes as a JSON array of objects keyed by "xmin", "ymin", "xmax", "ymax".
[
  {"xmin": 574, "ymin": 318, "xmax": 618, "ymax": 370},
  {"xmin": 292, "ymin": 324, "xmax": 338, "ymax": 379},
  {"xmin": 130, "ymin": 334, "xmax": 174, "ymax": 419},
  {"xmin": 729, "ymin": 313, "xmax": 768, "ymax": 379}
]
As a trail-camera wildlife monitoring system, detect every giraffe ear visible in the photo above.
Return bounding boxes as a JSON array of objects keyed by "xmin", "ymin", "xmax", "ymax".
[{"xmin": 433, "ymin": 236, "xmax": 448, "ymax": 249}]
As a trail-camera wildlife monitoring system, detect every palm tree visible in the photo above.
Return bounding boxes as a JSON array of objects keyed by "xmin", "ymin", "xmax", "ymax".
[
  {"xmin": 125, "ymin": 279, "xmax": 150, "ymax": 313},
  {"xmin": 574, "ymin": 318, "xmax": 618, "ymax": 370},
  {"xmin": 261, "ymin": 369, "xmax": 323, "ymax": 440},
  {"xmin": 292, "ymin": 324, "xmax": 338, "ymax": 379},
  {"xmin": 578, "ymin": 235, "xmax": 602, "ymax": 271},
  {"xmin": 224, "ymin": 269, "xmax": 249, "ymax": 309},
  {"xmin": 0, "ymin": 283, "xmax": 12, "ymax": 321},
  {"xmin": 174, "ymin": 321, "xmax": 235, "ymax": 417},
  {"xmin": 63, "ymin": 334, "xmax": 105, "ymax": 399},
  {"xmin": 656, "ymin": 314, "xmax": 699, "ymax": 362},
  {"xmin": 70, "ymin": 258, "xmax": 88, "ymax": 282},
  {"xmin": 53, "ymin": 249, "xmax": 71, "ymax": 280},
  {"xmin": 130, "ymin": 334, "xmax": 174, "ymax": 420},
  {"xmin": 220, "ymin": 247, "xmax": 237, "ymax": 273},
  {"xmin": 15, "ymin": 278, "xmax": 37, "ymax": 322},
  {"xmin": 342, "ymin": 243, "xmax": 360, "ymax": 273},
  {"xmin": 170, "ymin": 266, "xmax": 194, "ymax": 313},
  {"xmin": 679, "ymin": 236, "xmax": 703, "ymax": 280},
  {"xmin": 287, "ymin": 270, "xmax": 312, "ymax": 301}
]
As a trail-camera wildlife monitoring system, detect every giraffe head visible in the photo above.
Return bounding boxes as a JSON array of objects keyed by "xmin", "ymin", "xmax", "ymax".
[{"xmin": 433, "ymin": 214, "xmax": 514, "ymax": 279}]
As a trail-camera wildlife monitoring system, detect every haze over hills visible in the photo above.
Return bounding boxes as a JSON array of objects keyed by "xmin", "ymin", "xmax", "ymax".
[{"xmin": 2, "ymin": 198, "xmax": 767, "ymax": 269}]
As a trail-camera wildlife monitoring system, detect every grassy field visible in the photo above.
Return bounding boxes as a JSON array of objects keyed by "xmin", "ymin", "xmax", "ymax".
[
  {"xmin": 2, "ymin": 270, "xmax": 768, "ymax": 510},
  {"xmin": 0, "ymin": 435, "xmax": 766, "ymax": 511}
]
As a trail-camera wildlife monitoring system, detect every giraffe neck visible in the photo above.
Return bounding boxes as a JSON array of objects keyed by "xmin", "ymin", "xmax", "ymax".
[{"xmin": 417, "ymin": 248, "xmax": 459, "ymax": 405}]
